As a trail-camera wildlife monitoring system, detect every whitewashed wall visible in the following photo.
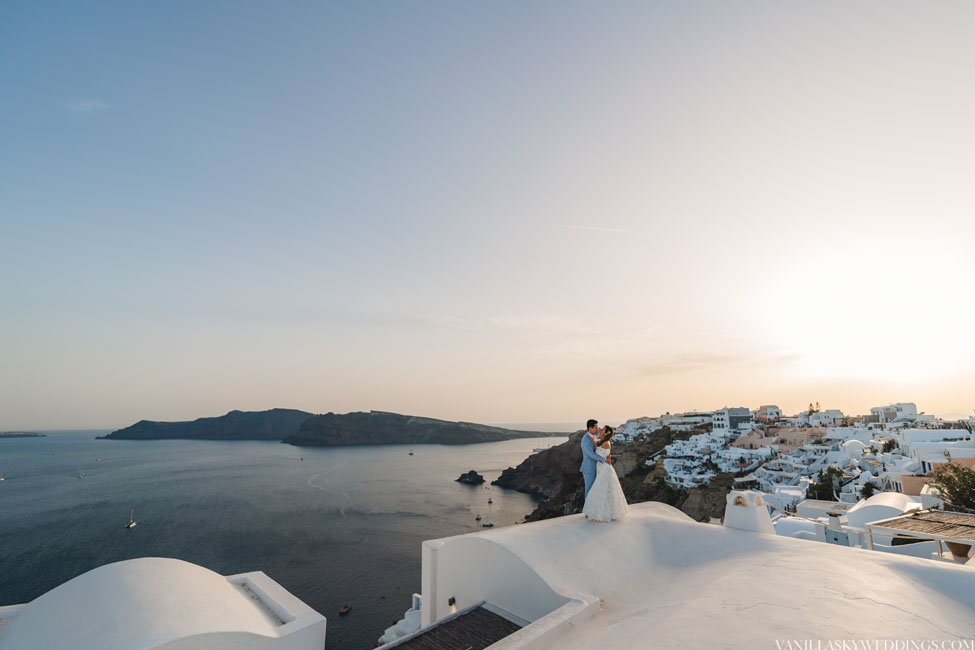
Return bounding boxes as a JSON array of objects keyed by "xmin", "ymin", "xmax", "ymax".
[{"xmin": 421, "ymin": 536, "xmax": 569, "ymax": 627}]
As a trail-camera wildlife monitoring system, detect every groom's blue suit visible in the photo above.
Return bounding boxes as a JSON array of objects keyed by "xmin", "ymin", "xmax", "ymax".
[{"xmin": 580, "ymin": 434, "xmax": 607, "ymax": 498}]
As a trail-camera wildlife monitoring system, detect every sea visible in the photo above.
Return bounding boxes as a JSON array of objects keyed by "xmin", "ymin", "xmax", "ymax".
[{"xmin": 0, "ymin": 430, "xmax": 568, "ymax": 649}]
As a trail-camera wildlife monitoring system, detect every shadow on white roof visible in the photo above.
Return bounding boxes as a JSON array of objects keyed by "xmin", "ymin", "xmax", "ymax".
[{"xmin": 0, "ymin": 557, "xmax": 325, "ymax": 650}]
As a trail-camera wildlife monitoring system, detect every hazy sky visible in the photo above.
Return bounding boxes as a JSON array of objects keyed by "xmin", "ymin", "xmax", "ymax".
[{"xmin": 3, "ymin": 2, "xmax": 975, "ymax": 430}]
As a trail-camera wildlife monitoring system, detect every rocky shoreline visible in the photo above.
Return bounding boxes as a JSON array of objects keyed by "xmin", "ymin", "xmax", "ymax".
[{"xmin": 492, "ymin": 426, "xmax": 736, "ymax": 522}]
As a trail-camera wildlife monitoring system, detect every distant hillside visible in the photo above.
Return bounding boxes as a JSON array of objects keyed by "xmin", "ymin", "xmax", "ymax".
[
  {"xmin": 284, "ymin": 411, "xmax": 566, "ymax": 446},
  {"xmin": 100, "ymin": 409, "xmax": 314, "ymax": 441}
]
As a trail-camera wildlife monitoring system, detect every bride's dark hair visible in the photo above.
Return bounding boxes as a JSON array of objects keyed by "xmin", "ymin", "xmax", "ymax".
[{"xmin": 597, "ymin": 426, "xmax": 615, "ymax": 446}]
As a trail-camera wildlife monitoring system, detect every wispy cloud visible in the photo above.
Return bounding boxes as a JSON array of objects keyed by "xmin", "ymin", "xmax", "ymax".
[
  {"xmin": 556, "ymin": 224, "xmax": 628, "ymax": 234},
  {"xmin": 640, "ymin": 351, "xmax": 801, "ymax": 377},
  {"xmin": 66, "ymin": 98, "xmax": 110, "ymax": 113}
]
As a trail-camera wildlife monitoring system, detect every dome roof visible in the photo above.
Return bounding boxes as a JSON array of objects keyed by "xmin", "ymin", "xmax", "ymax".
[
  {"xmin": 0, "ymin": 558, "xmax": 280, "ymax": 650},
  {"xmin": 847, "ymin": 492, "xmax": 919, "ymax": 514},
  {"xmin": 845, "ymin": 492, "xmax": 923, "ymax": 528},
  {"xmin": 842, "ymin": 439, "xmax": 868, "ymax": 459}
]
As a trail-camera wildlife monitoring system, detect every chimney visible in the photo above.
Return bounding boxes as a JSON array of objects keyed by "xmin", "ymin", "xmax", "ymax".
[{"xmin": 723, "ymin": 490, "xmax": 775, "ymax": 535}]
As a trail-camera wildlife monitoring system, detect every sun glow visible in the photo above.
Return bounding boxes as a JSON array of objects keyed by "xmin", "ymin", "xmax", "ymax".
[{"xmin": 762, "ymin": 247, "xmax": 974, "ymax": 382}]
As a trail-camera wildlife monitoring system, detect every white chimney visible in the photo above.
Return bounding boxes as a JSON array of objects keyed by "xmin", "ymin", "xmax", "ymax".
[{"xmin": 723, "ymin": 490, "xmax": 775, "ymax": 534}]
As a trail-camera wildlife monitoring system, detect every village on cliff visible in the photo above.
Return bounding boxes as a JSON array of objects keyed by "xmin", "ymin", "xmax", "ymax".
[{"xmin": 614, "ymin": 401, "xmax": 975, "ymax": 556}]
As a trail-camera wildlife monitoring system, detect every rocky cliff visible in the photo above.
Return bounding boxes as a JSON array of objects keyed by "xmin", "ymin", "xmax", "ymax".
[
  {"xmin": 100, "ymin": 409, "xmax": 314, "ymax": 441},
  {"xmin": 283, "ymin": 411, "xmax": 565, "ymax": 446},
  {"xmin": 677, "ymin": 473, "xmax": 737, "ymax": 522}
]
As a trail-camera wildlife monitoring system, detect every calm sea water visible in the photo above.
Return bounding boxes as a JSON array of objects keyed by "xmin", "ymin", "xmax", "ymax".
[{"xmin": 0, "ymin": 431, "xmax": 565, "ymax": 649}]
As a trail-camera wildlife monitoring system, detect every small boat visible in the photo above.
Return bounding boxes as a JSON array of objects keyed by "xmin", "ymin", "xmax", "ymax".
[
  {"xmin": 408, "ymin": 448, "xmax": 414, "ymax": 456},
  {"xmin": 487, "ymin": 497, "xmax": 493, "ymax": 504},
  {"xmin": 475, "ymin": 512, "xmax": 482, "ymax": 521},
  {"xmin": 482, "ymin": 522, "xmax": 494, "ymax": 528},
  {"xmin": 125, "ymin": 509, "xmax": 136, "ymax": 529},
  {"xmin": 0, "ymin": 469, "xmax": 5, "ymax": 481},
  {"xmin": 78, "ymin": 471, "xmax": 84, "ymax": 479},
  {"xmin": 339, "ymin": 604, "xmax": 351, "ymax": 616}
]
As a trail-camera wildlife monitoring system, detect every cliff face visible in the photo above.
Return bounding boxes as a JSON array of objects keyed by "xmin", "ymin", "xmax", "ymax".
[
  {"xmin": 492, "ymin": 432, "xmax": 583, "ymax": 494},
  {"xmin": 100, "ymin": 409, "xmax": 314, "ymax": 441},
  {"xmin": 493, "ymin": 425, "xmax": 733, "ymax": 522},
  {"xmin": 678, "ymin": 473, "xmax": 737, "ymax": 522},
  {"xmin": 283, "ymin": 411, "xmax": 565, "ymax": 446}
]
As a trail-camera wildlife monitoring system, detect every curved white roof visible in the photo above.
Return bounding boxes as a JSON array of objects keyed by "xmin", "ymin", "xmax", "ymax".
[
  {"xmin": 426, "ymin": 501, "xmax": 975, "ymax": 646},
  {"xmin": 848, "ymin": 491, "xmax": 919, "ymax": 514},
  {"xmin": 0, "ymin": 558, "xmax": 281, "ymax": 650},
  {"xmin": 773, "ymin": 516, "xmax": 819, "ymax": 538},
  {"xmin": 845, "ymin": 492, "xmax": 923, "ymax": 528},
  {"xmin": 842, "ymin": 439, "xmax": 867, "ymax": 458}
]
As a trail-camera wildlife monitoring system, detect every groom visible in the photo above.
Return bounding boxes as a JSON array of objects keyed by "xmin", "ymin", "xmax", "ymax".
[{"xmin": 580, "ymin": 419, "xmax": 611, "ymax": 498}]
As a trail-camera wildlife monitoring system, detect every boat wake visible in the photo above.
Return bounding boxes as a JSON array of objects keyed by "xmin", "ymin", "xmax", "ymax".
[{"xmin": 307, "ymin": 466, "xmax": 351, "ymax": 518}]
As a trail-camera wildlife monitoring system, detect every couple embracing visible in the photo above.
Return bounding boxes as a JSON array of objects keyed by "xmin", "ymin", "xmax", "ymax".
[{"xmin": 579, "ymin": 419, "xmax": 629, "ymax": 522}]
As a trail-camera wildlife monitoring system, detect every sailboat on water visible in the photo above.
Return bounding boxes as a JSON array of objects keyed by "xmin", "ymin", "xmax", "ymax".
[{"xmin": 125, "ymin": 509, "xmax": 137, "ymax": 529}]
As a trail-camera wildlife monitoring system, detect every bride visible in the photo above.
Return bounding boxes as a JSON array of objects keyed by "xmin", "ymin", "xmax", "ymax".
[{"xmin": 583, "ymin": 426, "xmax": 629, "ymax": 522}]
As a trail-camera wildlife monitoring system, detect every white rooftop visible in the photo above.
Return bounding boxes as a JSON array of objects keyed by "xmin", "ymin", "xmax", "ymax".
[
  {"xmin": 796, "ymin": 499, "xmax": 854, "ymax": 512},
  {"xmin": 0, "ymin": 558, "xmax": 326, "ymax": 650},
  {"xmin": 419, "ymin": 501, "xmax": 975, "ymax": 648}
]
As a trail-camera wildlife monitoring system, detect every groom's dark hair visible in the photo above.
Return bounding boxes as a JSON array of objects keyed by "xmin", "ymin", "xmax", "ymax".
[{"xmin": 586, "ymin": 419, "xmax": 598, "ymax": 430}]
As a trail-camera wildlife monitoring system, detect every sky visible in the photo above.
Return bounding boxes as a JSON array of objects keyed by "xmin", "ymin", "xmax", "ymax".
[{"xmin": 2, "ymin": 1, "xmax": 975, "ymax": 430}]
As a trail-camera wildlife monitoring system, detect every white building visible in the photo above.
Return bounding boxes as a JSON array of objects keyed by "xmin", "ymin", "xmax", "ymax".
[
  {"xmin": 916, "ymin": 444, "xmax": 975, "ymax": 474},
  {"xmin": 615, "ymin": 416, "xmax": 661, "ymax": 441},
  {"xmin": 776, "ymin": 493, "xmax": 948, "ymax": 558},
  {"xmin": 798, "ymin": 408, "xmax": 844, "ymax": 428},
  {"xmin": 896, "ymin": 428, "xmax": 973, "ymax": 458},
  {"xmin": 665, "ymin": 411, "xmax": 713, "ymax": 432},
  {"xmin": 760, "ymin": 484, "xmax": 808, "ymax": 512},
  {"xmin": 871, "ymin": 402, "xmax": 918, "ymax": 424},
  {"xmin": 712, "ymin": 407, "xmax": 751, "ymax": 431},
  {"xmin": 9, "ymin": 500, "xmax": 973, "ymax": 650},
  {"xmin": 824, "ymin": 426, "xmax": 871, "ymax": 443},
  {"xmin": 0, "ymin": 558, "xmax": 326, "ymax": 650},
  {"xmin": 878, "ymin": 453, "xmax": 923, "ymax": 493},
  {"xmin": 756, "ymin": 405, "xmax": 782, "ymax": 422},
  {"xmin": 405, "ymin": 498, "xmax": 974, "ymax": 649}
]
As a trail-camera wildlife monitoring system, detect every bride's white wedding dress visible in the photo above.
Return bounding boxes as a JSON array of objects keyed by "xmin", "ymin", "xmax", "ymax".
[{"xmin": 583, "ymin": 446, "xmax": 629, "ymax": 522}]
